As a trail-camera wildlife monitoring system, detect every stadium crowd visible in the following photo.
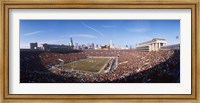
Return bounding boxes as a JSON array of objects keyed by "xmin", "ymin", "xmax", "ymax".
[{"xmin": 20, "ymin": 49, "xmax": 180, "ymax": 83}]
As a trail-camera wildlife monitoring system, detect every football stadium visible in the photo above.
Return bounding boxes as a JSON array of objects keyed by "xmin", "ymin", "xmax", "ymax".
[{"xmin": 20, "ymin": 48, "xmax": 180, "ymax": 83}]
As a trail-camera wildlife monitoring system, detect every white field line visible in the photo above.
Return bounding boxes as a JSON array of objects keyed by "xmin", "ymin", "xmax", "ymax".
[{"xmin": 98, "ymin": 58, "xmax": 112, "ymax": 73}]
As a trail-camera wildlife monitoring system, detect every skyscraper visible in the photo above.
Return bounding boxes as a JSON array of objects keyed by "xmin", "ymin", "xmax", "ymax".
[
  {"xmin": 70, "ymin": 37, "xmax": 74, "ymax": 49},
  {"xmin": 109, "ymin": 40, "xmax": 112, "ymax": 46},
  {"xmin": 70, "ymin": 37, "xmax": 74, "ymax": 46},
  {"xmin": 109, "ymin": 40, "xmax": 113, "ymax": 49},
  {"xmin": 30, "ymin": 42, "xmax": 38, "ymax": 49},
  {"xmin": 75, "ymin": 43, "xmax": 79, "ymax": 50}
]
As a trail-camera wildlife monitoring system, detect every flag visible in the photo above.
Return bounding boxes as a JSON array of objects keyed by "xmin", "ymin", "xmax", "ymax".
[{"xmin": 176, "ymin": 36, "xmax": 179, "ymax": 39}]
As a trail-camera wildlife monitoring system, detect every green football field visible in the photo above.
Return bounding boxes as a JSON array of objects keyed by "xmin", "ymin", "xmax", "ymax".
[{"xmin": 63, "ymin": 57, "xmax": 110, "ymax": 72}]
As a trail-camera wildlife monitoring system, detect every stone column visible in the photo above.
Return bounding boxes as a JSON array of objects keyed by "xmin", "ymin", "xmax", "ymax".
[
  {"xmin": 151, "ymin": 43, "xmax": 154, "ymax": 51},
  {"xmin": 150, "ymin": 44, "xmax": 152, "ymax": 51},
  {"xmin": 156, "ymin": 43, "xmax": 158, "ymax": 51}
]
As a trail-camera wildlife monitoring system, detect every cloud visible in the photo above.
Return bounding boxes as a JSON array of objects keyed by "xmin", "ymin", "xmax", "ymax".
[
  {"xmin": 70, "ymin": 34, "xmax": 97, "ymax": 38},
  {"xmin": 24, "ymin": 31, "xmax": 43, "ymax": 36},
  {"xmin": 126, "ymin": 21, "xmax": 151, "ymax": 33},
  {"xmin": 126, "ymin": 28, "xmax": 149, "ymax": 33},
  {"xmin": 82, "ymin": 23, "xmax": 104, "ymax": 37},
  {"xmin": 102, "ymin": 25, "xmax": 116, "ymax": 28}
]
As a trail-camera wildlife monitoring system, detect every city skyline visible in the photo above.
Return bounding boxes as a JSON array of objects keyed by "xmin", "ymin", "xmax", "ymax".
[{"xmin": 20, "ymin": 20, "xmax": 180, "ymax": 49}]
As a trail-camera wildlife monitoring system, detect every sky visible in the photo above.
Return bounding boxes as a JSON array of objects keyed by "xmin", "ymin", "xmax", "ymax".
[{"xmin": 20, "ymin": 20, "xmax": 180, "ymax": 49}]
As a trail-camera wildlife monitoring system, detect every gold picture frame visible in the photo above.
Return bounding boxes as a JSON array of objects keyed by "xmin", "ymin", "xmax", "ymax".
[{"xmin": 0, "ymin": 0, "xmax": 199, "ymax": 103}]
